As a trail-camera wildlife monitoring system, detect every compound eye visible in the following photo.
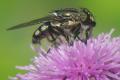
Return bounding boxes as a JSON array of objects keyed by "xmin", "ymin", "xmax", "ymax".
[
  {"xmin": 80, "ymin": 12, "xmax": 87, "ymax": 22},
  {"xmin": 91, "ymin": 21, "xmax": 96, "ymax": 27}
]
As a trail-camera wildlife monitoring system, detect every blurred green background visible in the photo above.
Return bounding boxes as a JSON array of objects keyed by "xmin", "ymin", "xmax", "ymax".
[{"xmin": 0, "ymin": 0, "xmax": 120, "ymax": 80}]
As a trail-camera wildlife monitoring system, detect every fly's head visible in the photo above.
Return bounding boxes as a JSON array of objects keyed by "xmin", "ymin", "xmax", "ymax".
[{"xmin": 79, "ymin": 8, "xmax": 96, "ymax": 28}]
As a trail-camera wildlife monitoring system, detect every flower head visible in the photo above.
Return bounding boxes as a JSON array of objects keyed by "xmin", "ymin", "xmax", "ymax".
[{"xmin": 11, "ymin": 30, "xmax": 120, "ymax": 80}]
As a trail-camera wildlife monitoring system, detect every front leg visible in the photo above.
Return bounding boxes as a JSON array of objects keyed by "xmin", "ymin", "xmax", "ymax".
[
  {"xmin": 86, "ymin": 27, "xmax": 93, "ymax": 40},
  {"xmin": 71, "ymin": 24, "xmax": 87, "ymax": 43},
  {"xmin": 74, "ymin": 26, "xmax": 88, "ymax": 44}
]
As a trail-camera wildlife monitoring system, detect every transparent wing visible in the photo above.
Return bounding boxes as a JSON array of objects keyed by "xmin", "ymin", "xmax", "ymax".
[{"xmin": 7, "ymin": 16, "xmax": 52, "ymax": 30}]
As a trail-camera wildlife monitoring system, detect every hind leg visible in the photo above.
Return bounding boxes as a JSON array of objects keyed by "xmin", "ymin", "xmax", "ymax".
[
  {"xmin": 46, "ymin": 27, "xmax": 64, "ymax": 46},
  {"xmin": 52, "ymin": 27, "xmax": 71, "ymax": 44}
]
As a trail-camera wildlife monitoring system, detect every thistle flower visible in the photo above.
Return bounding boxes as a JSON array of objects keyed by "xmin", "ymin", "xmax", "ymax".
[{"xmin": 11, "ymin": 30, "xmax": 120, "ymax": 80}]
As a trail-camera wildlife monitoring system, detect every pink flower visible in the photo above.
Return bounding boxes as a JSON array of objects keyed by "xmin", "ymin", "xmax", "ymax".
[{"xmin": 11, "ymin": 30, "xmax": 120, "ymax": 80}]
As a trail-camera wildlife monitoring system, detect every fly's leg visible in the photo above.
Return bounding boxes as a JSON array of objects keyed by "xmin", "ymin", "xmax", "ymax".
[
  {"xmin": 46, "ymin": 26, "xmax": 59, "ymax": 43},
  {"xmin": 72, "ymin": 24, "xmax": 88, "ymax": 44},
  {"xmin": 52, "ymin": 27, "xmax": 71, "ymax": 44},
  {"xmin": 70, "ymin": 25, "xmax": 84, "ymax": 43},
  {"xmin": 48, "ymin": 27, "xmax": 65, "ymax": 46},
  {"xmin": 46, "ymin": 30, "xmax": 58, "ymax": 47},
  {"xmin": 86, "ymin": 27, "xmax": 93, "ymax": 40},
  {"xmin": 79, "ymin": 28, "xmax": 87, "ymax": 44},
  {"xmin": 72, "ymin": 26, "xmax": 81, "ymax": 39}
]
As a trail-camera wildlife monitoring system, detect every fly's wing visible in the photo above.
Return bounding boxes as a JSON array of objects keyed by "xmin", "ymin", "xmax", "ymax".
[
  {"xmin": 7, "ymin": 8, "xmax": 78, "ymax": 31},
  {"xmin": 7, "ymin": 16, "xmax": 52, "ymax": 30}
]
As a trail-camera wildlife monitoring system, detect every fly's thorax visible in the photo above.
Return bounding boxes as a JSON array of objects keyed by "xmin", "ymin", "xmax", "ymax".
[
  {"xmin": 50, "ymin": 21, "xmax": 61, "ymax": 27},
  {"xmin": 50, "ymin": 19, "xmax": 80, "ymax": 29},
  {"xmin": 61, "ymin": 12, "xmax": 80, "ymax": 26},
  {"xmin": 79, "ymin": 8, "xmax": 96, "ymax": 27},
  {"xmin": 61, "ymin": 20, "xmax": 80, "ymax": 29}
]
